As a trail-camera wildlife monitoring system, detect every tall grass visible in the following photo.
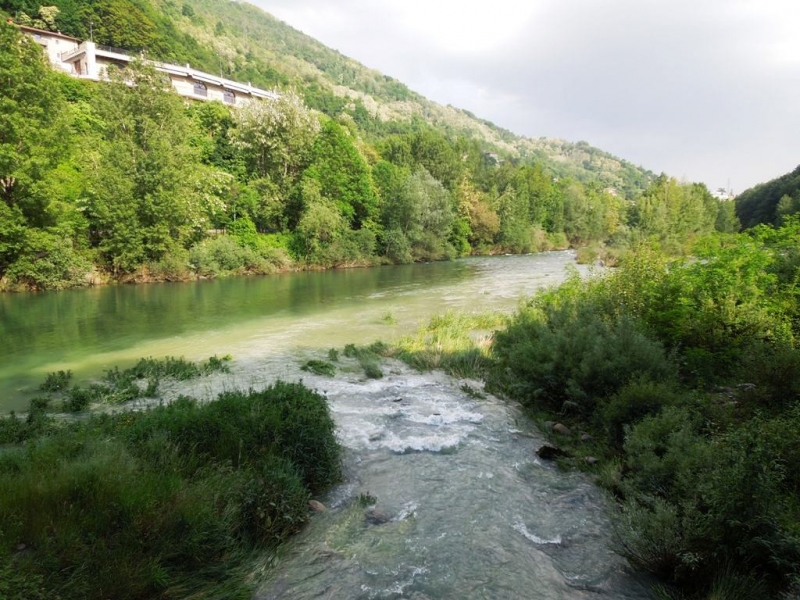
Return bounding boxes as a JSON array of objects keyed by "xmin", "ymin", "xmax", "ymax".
[
  {"xmin": 0, "ymin": 382, "xmax": 341, "ymax": 599},
  {"xmin": 389, "ymin": 311, "xmax": 506, "ymax": 378}
]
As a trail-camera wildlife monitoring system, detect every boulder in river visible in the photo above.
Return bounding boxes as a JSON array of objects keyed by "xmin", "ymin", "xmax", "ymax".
[
  {"xmin": 536, "ymin": 444, "xmax": 571, "ymax": 460},
  {"xmin": 552, "ymin": 423, "xmax": 573, "ymax": 436},
  {"xmin": 308, "ymin": 500, "xmax": 327, "ymax": 512},
  {"xmin": 365, "ymin": 507, "xmax": 390, "ymax": 525}
]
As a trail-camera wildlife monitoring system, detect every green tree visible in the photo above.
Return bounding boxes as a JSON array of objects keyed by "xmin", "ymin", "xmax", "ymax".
[
  {"xmin": 231, "ymin": 89, "xmax": 319, "ymax": 185},
  {"xmin": 0, "ymin": 21, "xmax": 67, "ymax": 226},
  {"xmin": 85, "ymin": 60, "xmax": 205, "ymax": 272},
  {"xmin": 304, "ymin": 119, "xmax": 377, "ymax": 229}
]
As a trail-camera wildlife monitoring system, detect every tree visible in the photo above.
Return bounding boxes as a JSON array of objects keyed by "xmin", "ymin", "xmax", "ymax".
[
  {"xmin": 231, "ymin": 90, "xmax": 320, "ymax": 185},
  {"xmin": 303, "ymin": 119, "xmax": 377, "ymax": 229},
  {"xmin": 381, "ymin": 167, "xmax": 455, "ymax": 261},
  {"xmin": 0, "ymin": 21, "xmax": 67, "ymax": 226},
  {"xmin": 85, "ymin": 60, "xmax": 205, "ymax": 272}
]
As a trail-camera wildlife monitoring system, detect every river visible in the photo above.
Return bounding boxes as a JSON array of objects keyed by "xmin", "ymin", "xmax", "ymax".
[{"xmin": 0, "ymin": 252, "xmax": 651, "ymax": 598}]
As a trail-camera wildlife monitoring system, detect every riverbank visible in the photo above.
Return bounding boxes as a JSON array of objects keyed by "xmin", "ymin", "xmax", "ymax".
[{"xmin": 0, "ymin": 236, "xmax": 583, "ymax": 294}]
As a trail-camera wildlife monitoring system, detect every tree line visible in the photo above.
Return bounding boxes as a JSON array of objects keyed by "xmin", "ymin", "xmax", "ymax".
[{"xmin": 0, "ymin": 21, "xmax": 737, "ymax": 290}]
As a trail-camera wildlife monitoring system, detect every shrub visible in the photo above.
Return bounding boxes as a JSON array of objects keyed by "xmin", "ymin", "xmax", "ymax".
[
  {"xmin": 39, "ymin": 369, "xmax": 72, "ymax": 392},
  {"xmin": 492, "ymin": 296, "xmax": 675, "ymax": 415},
  {"xmin": 602, "ymin": 380, "xmax": 684, "ymax": 450},
  {"xmin": 0, "ymin": 382, "xmax": 341, "ymax": 599},
  {"xmin": 301, "ymin": 359, "xmax": 336, "ymax": 377}
]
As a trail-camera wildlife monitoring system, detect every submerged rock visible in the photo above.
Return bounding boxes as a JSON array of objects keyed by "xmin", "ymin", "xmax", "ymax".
[
  {"xmin": 552, "ymin": 423, "xmax": 573, "ymax": 436},
  {"xmin": 365, "ymin": 507, "xmax": 390, "ymax": 525},
  {"xmin": 537, "ymin": 444, "xmax": 571, "ymax": 460}
]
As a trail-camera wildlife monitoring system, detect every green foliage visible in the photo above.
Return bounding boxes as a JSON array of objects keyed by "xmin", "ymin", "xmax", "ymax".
[
  {"xmin": 188, "ymin": 235, "xmax": 290, "ymax": 277},
  {"xmin": 489, "ymin": 227, "xmax": 800, "ymax": 598},
  {"xmin": 304, "ymin": 119, "xmax": 377, "ymax": 228},
  {"xmin": 300, "ymin": 359, "xmax": 336, "ymax": 377},
  {"xmin": 85, "ymin": 60, "xmax": 205, "ymax": 273},
  {"xmin": 39, "ymin": 369, "xmax": 72, "ymax": 392},
  {"xmin": 736, "ymin": 164, "xmax": 800, "ymax": 228},
  {"xmin": 231, "ymin": 89, "xmax": 319, "ymax": 185},
  {"xmin": 627, "ymin": 177, "xmax": 719, "ymax": 252},
  {"xmin": 0, "ymin": 381, "xmax": 341, "ymax": 599},
  {"xmin": 491, "ymin": 278, "xmax": 675, "ymax": 415}
]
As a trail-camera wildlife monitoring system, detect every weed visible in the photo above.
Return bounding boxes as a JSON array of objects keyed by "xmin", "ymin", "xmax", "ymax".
[
  {"xmin": 460, "ymin": 383, "xmax": 486, "ymax": 399},
  {"xmin": 301, "ymin": 360, "xmax": 336, "ymax": 377},
  {"xmin": 39, "ymin": 370, "xmax": 72, "ymax": 392},
  {"xmin": 358, "ymin": 492, "xmax": 377, "ymax": 506}
]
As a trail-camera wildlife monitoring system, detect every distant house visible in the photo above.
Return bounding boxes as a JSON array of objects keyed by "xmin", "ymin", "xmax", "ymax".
[
  {"xmin": 16, "ymin": 23, "xmax": 278, "ymax": 106},
  {"xmin": 483, "ymin": 152, "xmax": 503, "ymax": 166}
]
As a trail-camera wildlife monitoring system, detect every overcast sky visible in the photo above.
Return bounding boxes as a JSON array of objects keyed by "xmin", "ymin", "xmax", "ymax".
[{"xmin": 253, "ymin": 0, "xmax": 799, "ymax": 193}]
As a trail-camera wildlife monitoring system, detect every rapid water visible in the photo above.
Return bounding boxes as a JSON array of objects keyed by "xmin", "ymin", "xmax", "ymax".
[{"xmin": 252, "ymin": 363, "xmax": 651, "ymax": 600}]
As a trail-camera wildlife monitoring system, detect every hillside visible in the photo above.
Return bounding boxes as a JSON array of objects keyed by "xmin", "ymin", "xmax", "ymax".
[
  {"xmin": 3, "ymin": 0, "xmax": 655, "ymax": 198},
  {"xmin": 735, "ymin": 164, "xmax": 800, "ymax": 228},
  {"xmin": 2, "ymin": 3, "xmax": 734, "ymax": 292},
  {"xmin": 171, "ymin": 0, "xmax": 657, "ymax": 198}
]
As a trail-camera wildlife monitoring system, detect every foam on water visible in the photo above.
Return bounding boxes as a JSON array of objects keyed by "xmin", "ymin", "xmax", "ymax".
[{"xmin": 513, "ymin": 520, "xmax": 563, "ymax": 546}]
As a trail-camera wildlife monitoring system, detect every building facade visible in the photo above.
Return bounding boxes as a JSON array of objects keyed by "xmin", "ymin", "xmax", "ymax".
[{"xmin": 17, "ymin": 23, "xmax": 277, "ymax": 106}]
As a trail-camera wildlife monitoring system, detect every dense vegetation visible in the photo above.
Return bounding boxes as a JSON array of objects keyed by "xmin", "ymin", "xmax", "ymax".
[
  {"xmin": 0, "ymin": 379, "xmax": 341, "ymax": 599},
  {"xmin": 735, "ymin": 164, "xmax": 800, "ymax": 228},
  {"xmin": 1, "ymin": 0, "xmax": 658, "ymax": 195},
  {"xmin": 0, "ymin": 18, "xmax": 735, "ymax": 290},
  {"xmin": 483, "ymin": 219, "xmax": 800, "ymax": 598}
]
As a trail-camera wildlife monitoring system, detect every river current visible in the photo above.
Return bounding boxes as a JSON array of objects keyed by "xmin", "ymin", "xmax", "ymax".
[{"xmin": 1, "ymin": 252, "xmax": 652, "ymax": 598}]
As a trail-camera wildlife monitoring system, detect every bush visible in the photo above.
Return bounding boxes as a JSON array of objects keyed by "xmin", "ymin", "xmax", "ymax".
[
  {"xmin": 492, "ymin": 292, "xmax": 675, "ymax": 415},
  {"xmin": 39, "ymin": 369, "xmax": 72, "ymax": 392},
  {"xmin": 301, "ymin": 359, "xmax": 336, "ymax": 377},
  {"xmin": 0, "ymin": 382, "xmax": 341, "ymax": 599},
  {"xmin": 602, "ymin": 380, "xmax": 684, "ymax": 450}
]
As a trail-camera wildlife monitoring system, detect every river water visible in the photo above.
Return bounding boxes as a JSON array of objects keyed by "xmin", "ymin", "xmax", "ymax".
[{"xmin": 0, "ymin": 252, "xmax": 651, "ymax": 598}]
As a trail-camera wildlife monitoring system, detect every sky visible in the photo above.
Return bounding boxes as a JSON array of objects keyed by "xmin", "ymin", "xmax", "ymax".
[{"xmin": 252, "ymin": 0, "xmax": 800, "ymax": 193}]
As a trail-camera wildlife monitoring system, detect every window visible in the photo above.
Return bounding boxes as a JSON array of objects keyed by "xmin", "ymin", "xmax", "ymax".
[
  {"xmin": 223, "ymin": 90, "xmax": 235, "ymax": 105},
  {"xmin": 193, "ymin": 81, "xmax": 207, "ymax": 97}
]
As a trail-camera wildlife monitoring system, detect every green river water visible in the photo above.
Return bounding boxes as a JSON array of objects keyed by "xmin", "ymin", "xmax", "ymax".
[{"xmin": 0, "ymin": 253, "xmax": 578, "ymax": 414}]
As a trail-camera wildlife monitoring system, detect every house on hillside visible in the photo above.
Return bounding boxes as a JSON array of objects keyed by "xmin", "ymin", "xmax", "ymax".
[{"xmin": 15, "ymin": 23, "xmax": 278, "ymax": 106}]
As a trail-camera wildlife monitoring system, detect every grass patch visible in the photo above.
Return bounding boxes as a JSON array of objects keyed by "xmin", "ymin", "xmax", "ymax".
[
  {"xmin": 32, "ymin": 356, "xmax": 235, "ymax": 411},
  {"xmin": 301, "ymin": 359, "xmax": 336, "ymax": 377},
  {"xmin": 0, "ymin": 381, "xmax": 341, "ymax": 599},
  {"xmin": 343, "ymin": 343, "xmax": 387, "ymax": 379},
  {"xmin": 389, "ymin": 311, "xmax": 506, "ymax": 378}
]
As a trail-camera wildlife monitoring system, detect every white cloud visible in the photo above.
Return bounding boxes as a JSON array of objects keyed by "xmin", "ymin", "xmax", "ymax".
[{"xmin": 255, "ymin": 0, "xmax": 800, "ymax": 190}]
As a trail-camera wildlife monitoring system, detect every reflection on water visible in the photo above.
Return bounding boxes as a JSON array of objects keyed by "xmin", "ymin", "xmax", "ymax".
[{"xmin": 1, "ymin": 253, "xmax": 578, "ymax": 412}]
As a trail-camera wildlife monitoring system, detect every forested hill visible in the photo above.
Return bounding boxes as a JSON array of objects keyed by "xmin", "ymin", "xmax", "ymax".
[
  {"xmin": 735, "ymin": 164, "xmax": 800, "ymax": 228},
  {"xmin": 2, "ymin": 0, "xmax": 654, "ymax": 196},
  {"xmin": 2, "ymin": 3, "xmax": 737, "ymax": 291}
]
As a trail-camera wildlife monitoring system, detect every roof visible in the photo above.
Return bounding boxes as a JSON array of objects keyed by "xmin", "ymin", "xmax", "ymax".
[{"xmin": 16, "ymin": 23, "xmax": 80, "ymax": 43}]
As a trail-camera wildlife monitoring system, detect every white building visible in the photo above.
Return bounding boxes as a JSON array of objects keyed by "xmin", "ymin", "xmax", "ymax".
[{"xmin": 18, "ymin": 23, "xmax": 278, "ymax": 106}]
